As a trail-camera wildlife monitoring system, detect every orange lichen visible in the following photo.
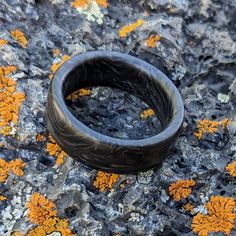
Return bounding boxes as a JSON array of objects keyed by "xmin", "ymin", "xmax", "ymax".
[
  {"xmin": 27, "ymin": 192, "xmax": 57, "ymax": 225},
  {"xmin": 96, "ymin": 0, "xmax": 108, "ymax": 8},
  {"xmin": 0, "ymin": 65, "xmax": 17, "ymax": 77},
  {"xmin": 0, "ymin": 158, "xmax": 9, "ymax": 183},
  {"xmin": 53, "ymin": 48, "xmax": 60, "ymax": 57},
  {"xmin": 9, "ymin": 159, "xmax": 26, "ymax": 176},
  {"xmin": 119, "ymin": 179, "xmax": 129, "ymax": 189},
  {"xmin": 169, "ymin": 179, "xmax": 195, "ymax": 202},
  {"xmin": 0, "ymin": 66, "xmax": 25, "ymax": 135},
  {"xmin": 49, "ymin": 55, "xmax": 71, "ymax": 79},
  {"xmin": 192, "ymin": 196, "xmax": 235, "ymax": 236},
  {"xmin": 28, "ymin": 217, "xmax": 75, "ymax": 236},
  {"xmin": 120, "ymin": 184, "xmax": 125, "ymax": 189},
  {"xmin": 93, "ymin": 171, "xmax": 119, "ymax": 192},
  {"xmin": 194, "ymin": 118, "xmax": 230, "ymax": 139},
  {"xmin": 46, "ymin": 134, "xmax": 68, "ymax": 166},
  {"xmin": 66, "ymin": 88, "xmax": 91, "ymax": 100},
  {"xmin": 36, "ymin": 134, "xmax": 45, "ymax": 142},
  {"xmin": 140, "ymin": 108, "xmax": 155, "ymax": 119},
  {"xmin": 0, "ymin": 195, "xmax": 7, "ymax": 201},
  {"xmin": 71, "ymin": 0, "xmax": 89, "ymax": 8},
  {"xmin": 183, "ymin": 202, "xmax": 194, "ymax": 212},
  {"xmin": 10, "ymin": 232, "xmax": 23, "ymax": 236},
  {"xmin": 27, "ymin": 193, "xmax": 75, "ymax": 236},
  {"xmin": 221, "ymin": 118, "xmax": 230, "ymax": 129},
  {"xmin": 10, "ymin": 30, "xmax": 28, "ymax": 48},
  {"xmin": 0, "ymin": 39, "xmax": 8, "ymax": 46},
  {"xmin": 226, "ymin": 161, "xmax": 236, "ymax": 177},
  {"xmin": 119, "ymin": 19, "xmax": 144, "ymax": 38},
  {"xmin": 146, "ymin": 34, "xmax": 161, "ymax": 48},
  {"xmin": 0, "ymin": 158, "xmax": 26, "ymax": 183}
]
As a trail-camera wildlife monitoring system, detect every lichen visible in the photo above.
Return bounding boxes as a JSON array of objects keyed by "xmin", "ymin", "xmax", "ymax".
[
  {"xmin": 28, "ymin": 217, "xmax": 75, "ymax": 236},
  {"xmin": 36, "ymin": 133, "xmax": 45, "ymax": 142},
  {"xmin": 27, "ymin": 192, "xmax": 57, "ymax": 225},
  {"xmin": 183, "ymin": 202, "xmax": 194, "ymax": 212},
  {"xmin": 140, "ymin": 108, "xmax": 155, "ymax": 119},
  {"xmin": 0, "ymin": 158, "xmax": 26, "ymax": 183},
  {"xmin": 169, "ymin": 179, "xmax": 195, "ymax": 202},
  {"xmin": 0, "ymin": 158, "xmax": 8, "ymax": 183},
  {"xmin": 191, "ymin": 196, "xmax": 235, "ymax": 236},
  {"xmin": 146, "ymin": 34, "xmax": 161, "ymax": 48},
  {"xmin": 49, "ymin": 55, "xmax": 71, "ymax": 79},
  {"xmin": 93, "ymin": 171, "xmax": 119, "ymax": 192},
  {"xmin": 53, "ymin": 48, "xmax": 60, "ymax": 57},
  {"xmin": 96, "ymin": 0, "xmax": 108, "ymax": 8},
  {"xmin": 27, "ymin": 193, "xmax": 75, "ymax": 236},
  {"xmin": 10, "ymin": 29, "xmax": 28, "ymax": 48},
  {"xmin": 0, "ymin": 39, "xmax": 8, "ymax": 46},
  {"xmin": 0, "ymin": 195, "xmax": 7, "ymax": 201},
  {"xmin": 221, "ymin": 118, "xmax": 230, "ymax": 129},
  {"xmin": 0, "ymin": 66, "xmax": 26, "ymax": 136},
  {"xmin": 194, "ymin": 118, "xmax": 230, "ymax": 139},
  {"xmin": 9, "ymin": 159, "xmax": 26, "ymax": 176},
  {"xmin": 0, "ymin": 65, "xmax": 17, "ymax": 77},
  {"xmin": 46, "ymin": 134, "xmax": 68, "ymax": 166},
  {"xmin": 119, "ymin": 19, "xmax": 144, "ymax": 38},
  {"xmin": 226, "ymin": 161, "xmax": 236, "ymax": 177},
  {"xmin": 66, "ymin": 88, "xmax": 91, "ymax": 101},
  {"xmin": 10, "ymin": 232, "xmax": 23, "ymax": 236},
  {"xmin": 72, "ymin": 0, "xmax": 105, "ymax": 25},
  {"xmin": 71, "ymin": 0, "xmax": 89, "ymax": 8}
]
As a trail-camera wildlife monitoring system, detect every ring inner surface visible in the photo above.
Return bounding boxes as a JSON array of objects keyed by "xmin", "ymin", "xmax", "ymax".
[{"xmin": 62, "ymin": 56, "xmax": 174, "ymax": 139}]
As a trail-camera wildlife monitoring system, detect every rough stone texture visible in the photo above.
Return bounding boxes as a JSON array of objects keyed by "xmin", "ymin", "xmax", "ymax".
[
  {"xmin": 68, "ymin": 87, "xmax": 161, "ymax": 139},
  {"xmin": 0, "ymin": 0, "xmax": 236, "ymax": 235}
]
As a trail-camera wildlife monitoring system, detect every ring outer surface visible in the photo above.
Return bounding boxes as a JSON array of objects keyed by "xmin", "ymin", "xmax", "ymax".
[{"xmin": 46, "ymin": 51, "xmax": 184, "ymax": 174}]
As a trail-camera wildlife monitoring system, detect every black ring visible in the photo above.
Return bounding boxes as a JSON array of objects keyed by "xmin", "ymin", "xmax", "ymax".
[{"xmin": 46, "ymin": 51, "xmax": 184, "ymax": 174}]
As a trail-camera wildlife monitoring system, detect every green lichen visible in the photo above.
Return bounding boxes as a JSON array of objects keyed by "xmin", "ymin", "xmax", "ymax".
[{"xmin": 76, "ymin": 1, "xmax": 104, "ymax": 25}]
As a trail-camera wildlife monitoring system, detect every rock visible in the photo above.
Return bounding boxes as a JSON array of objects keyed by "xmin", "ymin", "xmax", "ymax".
[{"xmin": 0, "ymin": 0, "xmax": 236, "ymax": 235}]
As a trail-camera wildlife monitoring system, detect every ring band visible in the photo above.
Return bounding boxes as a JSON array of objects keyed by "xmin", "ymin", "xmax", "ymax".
[{"xmin": 46, "ymin": 51, "xmax": 184, "ymax": 173}]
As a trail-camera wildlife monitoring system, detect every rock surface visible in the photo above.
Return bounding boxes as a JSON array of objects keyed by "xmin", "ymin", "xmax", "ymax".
[{"xmin": 0, "ymin": 0, "xmax": 235, "ymax": 235}]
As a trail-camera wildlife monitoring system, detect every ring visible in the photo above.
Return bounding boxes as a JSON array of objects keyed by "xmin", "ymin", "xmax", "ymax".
[{"xmin": 46, "ymin": 51, "xmax": 184, "ymax": 173}]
